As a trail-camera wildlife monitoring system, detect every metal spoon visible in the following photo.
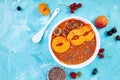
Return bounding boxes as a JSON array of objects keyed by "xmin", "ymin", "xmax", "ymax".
[{"xmin": 32, "ymin": 8, "xmax": 60, "ymax": 43}]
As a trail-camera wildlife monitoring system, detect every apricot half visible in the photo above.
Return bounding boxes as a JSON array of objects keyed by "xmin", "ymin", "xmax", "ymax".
[
  {"xmin": 85, "ymin": 31, "xmax": 95, "ymax": 41},
  {"xmin": 67, "ymin": 29, "xmax": 85, "ymax": 46},
  {"xmin": 52, "ymin": 36, "xmax": 70, "ymax": 53},
  {"xmin": 38, "ymin": 2, "xmax": 50, "ymax": 16},
  {"xmin": 95, "ymin": 15, "xmax": 108, "ymax": 28},
  {"xmin": 82, "ymin": 25, "xmax": 92, "ymax": 33}
]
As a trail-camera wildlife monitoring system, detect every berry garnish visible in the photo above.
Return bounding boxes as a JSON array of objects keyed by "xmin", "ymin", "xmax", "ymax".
[
  {"xmin": 98, "ymin": 52, "xmax": 101, "ymax": 56},
  {"xmin": 77, "ymin": 3, "xmax": 82, "ymax": 8},
  {"xmin": 111, "ymin": 27, "xmax": 117, "ymax": 33},
  {"xmin": 107, "ymin": 31, "xmax": 112, "ymax": 36},
  {"xmin": 99, "ymin": 48, "xmax": 105, "ymax": 52},
  {"xmin": 116, "ymin": 35, "xmax": 120, "ymax": 41},
  {"xmin": 69, "ymin": 3, "xmax": 82, "ymax": 13},
  {"xmin": 70, "ymin": 72, "xmax": 77, "ymax": 79},
  {"xmin": 70, "ymin": 9, "xmax": 74, "ymax": 13},
  {"xmin": 99, "ymin": 54, "xmax": 104, "ymax": 58},
  {"xmin": 92, "ymin": 68, "xmax": 98, "ymax": 75},
  {"xmin": 17, "ymin": 6, "xmax": 22, "ymax": 11}
]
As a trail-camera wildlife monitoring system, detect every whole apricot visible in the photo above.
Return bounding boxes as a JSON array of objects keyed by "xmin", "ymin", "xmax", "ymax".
[{"xmin": 95, "ymin": 15, "xmax": 108, "ymax": 28}]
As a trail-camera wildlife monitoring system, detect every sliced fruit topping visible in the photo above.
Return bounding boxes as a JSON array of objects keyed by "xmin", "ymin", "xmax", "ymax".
[
  {"xmin": 62, "ymin": 29, "xmax": 69, "ymax": 37},
  {"xmin": 85, "ymin": 31, "xmax": 94, "ymax": 41},
  {"xmin": 52, "ymin": 36, "xmax": 70, "ymax": 53},
  {"xmin": 67, "ymin": 29, "xmax": 85, "ymax": 46},
  {"xmin": 75, "ymin": 21, "xmax": 84, "ymax": 28},
  {"xmin": 53, "ymin": 27, "xmax": 62, "ymax": 36},
  {"xmin": 71, "ymin": 36, "xmax": 85, "ymax": 46},
  {"xmin": 66, "ymin": 22, "xmax": 74, "ymax": 30}
]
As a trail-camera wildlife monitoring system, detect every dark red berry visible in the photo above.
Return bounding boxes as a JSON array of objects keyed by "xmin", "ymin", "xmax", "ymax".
[
  {"xmin": 111, "ymin": 27, "xmax": 117, "ymax": 33},
  {"xmin": 116, "ymin": 35, "xmax": 120, "ymax": 40},
  {"xmin": 74, "ymin": 6, "xmax": 77, "ymax": 10},
  {"xmin": 92, "ymin": 68, "xmax": 98, "ymax": 75},
  {"xmin": 17, "ymin": 6, "xmax": 22, "ymax": 11},
  {"xmin": 98, "ymin": 52, "xmax": 101, "ymax": 56},
  {"xmin": 77, "ymin": 3, "xmax": 82, "ymax": 8},
  {"xmin": 69, "ymin": 3, "xmax": 82, "ymax": 13},
  {"xmin": 69, "ymin": 4, "xmax": 74, "ymax": 9},
  {"xmin": 70, "ymin": 72, "xmax": 77, "ymax": 79},
  {"xmin": 99, "ymin": 48, "xmax": 105, "ymax": 52},
  {"xmin": 73, "ymin": 3, "xmax": 77, "ymax": 5},
  {"xmin": 107, "ymin": 31, "xmax": 112, "ymax": 36},
  {"xmin": 70, "ymin": 9, "xmax": 74, "ymax": 13},
  {"xmin": 99, "ymin": 54, "xmax": 104, "ymax": 58}
]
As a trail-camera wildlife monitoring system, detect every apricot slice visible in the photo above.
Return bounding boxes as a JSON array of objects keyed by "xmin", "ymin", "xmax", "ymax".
[
  {"xmin": 42, "ymin": 8, "xmax": 50, "ymax": 16},
  {"xmin": 82, "ymin": 25, "xmax": 92, "ymax": 33},
  {"xmin": 85, "ymin": 31, "xmax": 95, "ymax": 41},
  {"xmin": 52, "ymin": 36, "xmax": 70, "ymax": 53},
  {"xmin": 67, "ymin": 29, "xmax": 85, "ymax": 46},
  {"xmin": 67, "ymin": 29, "xmax": 83, "ymax": 41},
  {"xmin": 70, "ymin": 36, "xmax": 85, "ymax": 46},
  {"xmin": 38, "ymin": 2, "xmax": 50, "ymax": 16}
]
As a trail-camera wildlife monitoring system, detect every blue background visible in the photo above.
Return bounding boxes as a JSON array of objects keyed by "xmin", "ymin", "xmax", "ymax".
[{"xmin": 0, "ymin": 0, "xmax": 120, "ymax": 80}]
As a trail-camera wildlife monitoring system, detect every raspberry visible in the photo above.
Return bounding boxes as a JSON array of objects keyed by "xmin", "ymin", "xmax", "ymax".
[
  {"xmin": 69, "ymin": 3, "xmax": 82, "ymax": 13},
  {"xmin": 99, "ymin": 48, "xmax": 105, "ymax": 52},
  {"xmin": 77, "ymin": 3, "xmax": 82, "ymax": 8},
  {"xmin": 98, "ymin": 52, "xmax": 101, "ymax": 56},
  {"xmin": 70, "ymin": 72, "xmax": 77, "ymax": 79},
  {"xmin": 70, "ymin": 9, "xmax": 74, "ymax": 13},
  {"xmin": 99, "ymin": 54, "xmax": 104, "ymax": 58}
]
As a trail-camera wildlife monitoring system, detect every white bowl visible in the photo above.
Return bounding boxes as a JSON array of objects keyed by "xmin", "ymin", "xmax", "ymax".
[{"xmin": 49, "ymin": 17, "xmax": 100, "ymax": 69}]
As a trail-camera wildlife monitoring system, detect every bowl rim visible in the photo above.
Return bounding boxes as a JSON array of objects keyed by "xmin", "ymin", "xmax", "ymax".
[{"xmin": 48, "ymin": 16, "xmax": 100, "ymax": 69}]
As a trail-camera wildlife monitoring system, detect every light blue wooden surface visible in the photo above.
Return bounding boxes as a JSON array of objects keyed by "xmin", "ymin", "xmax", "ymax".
[{"xmin": 0, "ymin": 0, "xmax": 120, "ymax": 80}]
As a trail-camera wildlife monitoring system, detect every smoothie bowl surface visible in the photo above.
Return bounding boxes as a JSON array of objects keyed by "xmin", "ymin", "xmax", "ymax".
[{"xmin": 49, "ymin": 17, "xmax": 100, "ymax": 68}]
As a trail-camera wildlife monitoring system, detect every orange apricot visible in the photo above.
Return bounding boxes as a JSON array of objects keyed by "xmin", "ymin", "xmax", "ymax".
[
  {"xmin": 70, "ymin": 36, "xmax": 85, "ymax": 46},
  {"xmin": 95, "ymin": 15, "xmax": 108, "ymax": 28},
  {"xmin": 42, "ymin": 8, "xmax": 50, "ymax": 16},
  {"xmin": 82, "ymin": 25, "xmax": 92, "ymax": 33},
  {"xmin": 67, "ymin": 29, "xmax": 83, "ymax": 41},
  {"xmin": 38, "ymin": 2, "xmax": 50, "ymax": 16},
  {"xmin": 85, "ymin": 31, "xmax": 95, "ymax": 41},
  {"xmin": 67, "ymin": 29, "xmax": 85, "ymax": 46},
  {"xmin": 52, "ymin": 36, "xmax": 70, "ymax": 53}
]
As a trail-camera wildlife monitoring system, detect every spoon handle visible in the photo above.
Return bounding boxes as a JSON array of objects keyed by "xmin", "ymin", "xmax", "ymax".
[
  {"xmin": 44, "ymin": 8, "xmax": 60, "ymax": 29},
  {"xmin": 32, "ymin": 8, "xmax": 60, "ymax": 43}
]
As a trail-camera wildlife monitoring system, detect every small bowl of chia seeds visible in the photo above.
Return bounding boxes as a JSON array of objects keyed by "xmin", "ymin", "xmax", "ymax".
[{"xmin": 47, "ymin": 67, "xmax": 66, "ymax": 80}]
